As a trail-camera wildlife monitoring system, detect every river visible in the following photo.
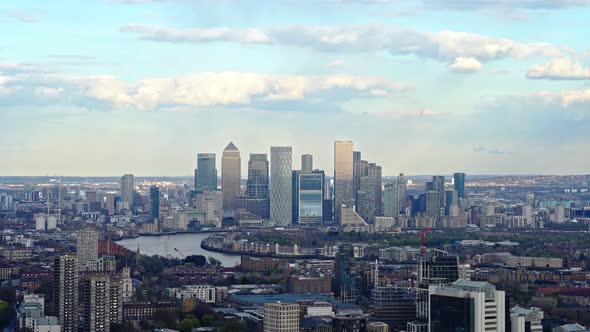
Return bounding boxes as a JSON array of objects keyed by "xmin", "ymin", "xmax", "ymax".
[{"xmin": 116, "ymin": 233, "xmax": 241, "ymax": 267}]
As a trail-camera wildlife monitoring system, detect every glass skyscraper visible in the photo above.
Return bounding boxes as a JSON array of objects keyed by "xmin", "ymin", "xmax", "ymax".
[
  {"xmin": 270, "ymin": 146, "xmax": 292, "ymax": 226},
  {"xmin": 221, "ymin": 142, "xmax": 241, "ymax": 212},
  {"xmin": 150, "ymin": 185, "xmax": 159, "ymax": 219},
  {"xmin": 247, "ymin": 153, "xmax": 269, "ymax": 198},
  {"xmin": 120, "ymin": 174, "xmax": 134, "ymax": 210},
  {"xmin": 195, "ymin": 153, "xmax": 217, "ymax": 191},
  {"xmin": 453, "ymin": 172, "xmax": 466, "ymax": 199},
  {"xmin": 334, "ymin": 141, "xmax": 354, "ymax": 224},
  {"xmin": 298, "ymin": 171, "xmax": 323, "ymax": 227},
  {"xmin": 301, "ymin": 154, "xmax": 313, "ymax": 173}
]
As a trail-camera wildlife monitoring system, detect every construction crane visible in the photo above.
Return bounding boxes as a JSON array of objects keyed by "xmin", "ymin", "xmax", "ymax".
[
  {"xmin": 174, "ymin": 248, "xmax": 186, "ymax": 258},
  {"xmin": 419, "ymin": 228, "xmax": 432, "ymax": 256}
]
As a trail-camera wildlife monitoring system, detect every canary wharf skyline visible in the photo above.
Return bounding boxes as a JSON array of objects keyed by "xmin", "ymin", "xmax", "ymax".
[{"xmin": 1, "ymin": 0, "xmax": 590, "ymax": 176}]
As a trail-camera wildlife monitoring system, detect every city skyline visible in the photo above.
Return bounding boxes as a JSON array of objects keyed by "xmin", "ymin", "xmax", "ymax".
[{"xmin": 2, "ymin": 1, "xmax": 590, "ymax": 176}]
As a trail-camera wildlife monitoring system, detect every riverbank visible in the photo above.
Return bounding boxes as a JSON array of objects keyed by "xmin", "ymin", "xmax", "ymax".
[{"xmin": 200, "ymin": 240, "xmax": 333, "ymax": 260}]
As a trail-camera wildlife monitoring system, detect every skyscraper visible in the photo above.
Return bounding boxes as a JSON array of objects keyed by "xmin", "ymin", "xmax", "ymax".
[
  {"xmin": 432, "ymin": 175, "xmax": 445, "ymax": 207},
  {"xmin": 334, "ymin": 141, "xmax": 354, "ymax": 224},
  {"xmin": 270, "ymin": 146, "xmax": 292, "ymax": 226},
  {"xmin": 301, "ymin": 154, "xmax": 313, "ymax": 173},
  {"xmin": 453, "ymin": 172, "xmax": 466, "ymax": 199},
  {"xmin": 55, "ymin": 255, "xmax": 79, "ymax": 332},
  {"xmin": 425, "ymin": 190, "xmax": 441, "ymax": 218},
  {"xmin": 368, "ymin": 163, "xmax": 382, "ymax": 217},
  {"xmin": 353, "ymin": 151, "xmax": 362, "ymax": 162},
  {"xmin": 222, "ymin": 142, "xmax": 241, "ymax": 213},
  {"xmin": 416, "ymin": 249, "xmax": 459, "ymax": 320},
  {"xmin": 292, "ymin": 170, "xmax": 300, "ymax": 224},
  {"xmin": 384, "ymin": 173, "xmax": 406, "ymax": 218},
  {"xmin": 335, "ymin": 243, "xmax": 359, "ymax": 303},
  {"xmin": 195, "ymin": 153, "xmax": 217, "ymax": 191},
  {"xmin": 150, "ymin": 186, "xmax": 159, "ymax": 219},
  {"xmin": 298, "ymin": 171, "xmax": 324, "ymax": 227},
  {"xmin": 120, "ymin": 174, "xmax": 134, "ymax": 210},
  {"xmin": 247, "ymin": 154, "xmax": 269, "ymax": 199},
  {"xmin": 263, "ymin": 302, "xmax": 299, "ymax": 332},
  {"xmin": 77, "ymin": 229, "xmax": 99, "ymax": 262},
  {"xmin": 82, "ymin": 276, "xmax": 111, "ymax": 332},
  {"xmin": 353, "ymin": 159, "xmax": 368, "ymax": 210},
  {"xmin": 358, "ymin": 176, "xmax": 376, "ymax": 223}
]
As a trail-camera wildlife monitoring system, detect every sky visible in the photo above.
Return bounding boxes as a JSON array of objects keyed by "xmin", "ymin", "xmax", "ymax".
[{"xmin": 1, "ymin": 0, "xmax": 590, "ymax": 176}]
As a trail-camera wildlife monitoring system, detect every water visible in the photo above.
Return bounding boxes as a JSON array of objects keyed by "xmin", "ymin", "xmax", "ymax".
[{"xmin": 116, "ymin": 233, "xmax": 240, "ymax": 267}]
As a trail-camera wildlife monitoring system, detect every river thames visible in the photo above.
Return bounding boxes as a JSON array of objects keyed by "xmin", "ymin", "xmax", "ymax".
[{"xmin": 116, "ymin": 233, "xmax": 241, "ymax": 267}]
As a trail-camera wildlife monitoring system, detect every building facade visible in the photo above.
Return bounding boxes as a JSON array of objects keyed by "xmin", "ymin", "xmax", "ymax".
[
  {"xmin": 195, "ymin": 153, "xmax": 217, "ymax": 191},
  {"xmin": 334, "ymin": 141, "xmax": 354, "ymax": 224},
  {"xmin": 270, "ymin": 146, "xmax": 293, "ymax": 226},
  {"xmin": 222, "ymin": 142, "xmax": 241, "ymax": 213}
]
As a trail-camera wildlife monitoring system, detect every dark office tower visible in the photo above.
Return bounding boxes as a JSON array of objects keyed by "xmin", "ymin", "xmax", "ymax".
[
  {"xmin": 120, "ymin": 174, "xmax": 134, "ymax": 210},
  {"xmin": 55, "ymin": 255, "xmax": 79, "ymax": 332},
  {"xmin": 292, "ymin": 170, "xmax": 301, "ymax": 224},
  {"xmin": 298, "ymin": 171, "xmax": 324, "ymax": 227},
  {"xmin": 416, "ymin": 249, "xmax": 459, "ymax": 320},
  {"xmin": 371, "ymin": 285, "xmax": 416, "ymax": 329},
  {"xmin": 425, "ymin": 190, "xmax": 441, "ymax": 218},
  {"xmin": 335, "ymin": 244, "xmax": 359, "ymax": 304},
  {"xmin": 83, "ymin": 276, "xmax": 110, "ymax": 332},
  {"xmin": 301, "ymin": 154, "xmax": 313, "ymax": 174},
  {"xmin": 353, "ymin": 151, "xmax": 362, "ymax": 162},
  {"xmin": 333, "ymin": 316, "xmax": 367, "ymax": 332},
  {"xmin": 432, "ymin": 175, "xmax": 445, "ymax": 207},
  {"xmin": 368, "ymin": 163, "xmax": 382, "ymax": 217},
  {"xmin": 445, "ymin": 189, "xmax": 458, "ymax": 216},
  {"xmin": 453, "ymin": 172, "xmax": 466, "ymax": 199},
  {"xmin": 358, "ymin": 176, "xmax": 376, "ymax": 223},
  {"xmin": 425, "ymin": 181, "xmax": 434, "ymax": 191},
  {"xmin": 195, "ymin": 153, "xmax": 217, "ymax": 191},
  {"xmin": 353, "ymin": 160, "xmax": 368, "ymax": 211},
  {"xmin": 150, "ymin": 186, "xmax": 159, "ymax": 219},
  {"xmin": 222, "ymin": 142, "xmax": 241, "ymax": 213},
  {"xmin": 334, "ymin": 141, "xmax": 354, "ymax": 224},
  {"xmin": 247, "ymin": 153, "xmax": 269, "ymax": 198}
]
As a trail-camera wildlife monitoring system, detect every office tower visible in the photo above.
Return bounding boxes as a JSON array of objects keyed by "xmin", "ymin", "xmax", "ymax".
[
  {"xmin": 105, "ymin": 193, "xmax": 115, "ymax": 216},
  {"xmin": 444, "ymin": 189, "xmax": 458, "ymax": 216},
  {"xmin": 555, "ymin": 205, "xmax": 565, "ymax": 223},
  {"xmin": 292, "ymin": 170, "xmax": 300, "ymax": 224},
  {"xmin": 82, "ymin": 276, "xmax": 111, "ymax": 332},
  {"xmin": 511, "ymin": 307, "xmax": 544, "ymax": 332},
  {"xmin": 384, "ymin": 174, "xmax": 406, "ymax": 218},
  {"xmin": 77, "ymin": 229, "xmax": 99, "ymax": 262},
  {"xmin": 55, "ymin": 255, "xmax": 79, "ymax": 332},
  {"xmin": 195, "ymin": 153, "xmax": 217, "ymax": 191},
  {"xmin": 368, "ymin": 163, "xmax": 382, "ymax": 216},
  {"xmin": 416, "ymin": 249, "xmax": 459, "ymax": 320},
  {"xmin": 353, "ymin": 159, "xmax": 368, "ymax": 211},
  {"xmin": 334, "ymin": 141, "xmax": 354, "ymax": 224},
  {"xmin": 453, "ymin": 172, "xmax": 466, "ymax": 199},
  {"xmin": 358, "ymin": 176, "xmax": 376, "ymax": 223},
  {"xmin": 120, "ymin": 174, "xmax": 134, "ymax": 209},
  {"xmin": 149, "ymin": 186, "xmax": 159, "ymax": 219},
  {"xmin": 86, "ymin": 191, "xmax": 98, "ymax": 203},
  {"xmin": 425, "ymin": 181, "xmax": 434, "ymax": 192},
  {"xmin": 247, "ymin": 154, "xmax": 269, "ymax": 199},
  {"xmin": 301, "ymin": 154, "xmax": 313, "ymax": 173},
  {"xmin": 298, "ymin": 171, "xmax": 324, "ymax": 227},
  {"xmin": 333, "ymin": 316, "xmax": 367, "ymax": 332},
  {"xmin": 371, "ymin": 285, "xmax": 416, "ymax": 329},
  {"xmin": 432, "ymin": 175, "xmax": 445, "ymax": 207},
  {"xmin": 429, "ymin": 280, "xmax": 506, "ymax": 332},
  {"xmin": 335, "ymin": 244, "xmax": 359, "ymax": 303},
  {"xmin": 222, "ymin": 142, "xmax": 241, "ymax": 212},
  {"xmin": 263, "ymin": 302, "xmax": 299, "ymax": 332},
  {"xmin": 353, "ymin": 151, "xmax": 362, "ymax": 162},
  {"xmin": 425, "ymin": 191, "xmax": 441, "ymax": 218},
  {"xmin": 270, "ymin": 146, "xmax": 293, "ymax": 226},
  {"xmin": 194, "ymin": 191, "xmax": 223, "ymax": 227}
]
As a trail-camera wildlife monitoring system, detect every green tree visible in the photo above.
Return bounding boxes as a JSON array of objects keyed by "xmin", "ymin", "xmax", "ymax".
[
  {"xmin": 201, "ymin": 314, "xmax": 215, "ymax": 326},
  {"xmin": 0, "ymin": 286, "xmax": 16, "ymax": 304},
  {"xmin": 220, "ymin": 318, "xmax": 247, "ymax": 332},
  {"xmin": 179, "ymin": 315, "xmax": 200, "ymax": 332},
  {"xmin": 0, "ymin": 300, "xmax": 13, "ymax": 327}
]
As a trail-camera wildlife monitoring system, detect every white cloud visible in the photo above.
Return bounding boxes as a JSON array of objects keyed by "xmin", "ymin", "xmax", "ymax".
[
  {"xmin": 450, "ymin": 57, "xmax": 482, "ymax": 73},
  {"xmin": 121, "ymin": 24, "xmax": 562, "ymax": 64},
  {"xmin": 0, "ymin": 65, "xmax": 411, "ymax": 112},
  {"xmin": 325, "ymin": 60, "xmax": 347, "ymax": 68},
  {"xmin": 526, "ymin": 57, "xmax": 590, "ymax": 80},
  {"xmin": 0, "ymin": 9, "xmax": 42, "ymax": 23}
]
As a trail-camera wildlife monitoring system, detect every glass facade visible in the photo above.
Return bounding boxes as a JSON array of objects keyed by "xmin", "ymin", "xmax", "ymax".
[
  {"xmin": 270, "ymin": 146, "xmax": 292, "ymax": 226},
  {"xmin": 298, "ymin": 172, "xmax": 323, "ymax": 227},
  {"xmin": 196, "ymin": 153, "xmax": 217, "ymax": 191},
  {"xmin": 334, "ymin": 141, "xmax": 354, "ymax": 224}
]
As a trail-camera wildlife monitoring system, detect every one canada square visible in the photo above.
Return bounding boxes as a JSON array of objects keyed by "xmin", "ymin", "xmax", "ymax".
[{"xmin": 270, "ymin": 146, "xmax": 292, "ymax": 226}]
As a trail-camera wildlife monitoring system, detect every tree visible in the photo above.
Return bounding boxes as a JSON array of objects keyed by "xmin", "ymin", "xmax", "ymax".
[
  {"xmin": 208, "ymin": 257, "xmax": 222, "ymax": 266},
  {"xmin": 179, "ymin": 315, "xmax": 200, "ymax": 332},
  {"xmin": 201, "ymin": 314, "xmax": 215, "ymax": 326},
  {"xmin": 154, "ymin": 309, "xmax": 178, "ymax": 329},
  {"xmin": 0, "ymin": 286, "xmax": 16, "ymax": 304},
  {"xmin": 0, "ymin": 300, "xmax": 13, "ymax": 327},
  {"xmin": 220, "ymin": 318, "xmax": 247, "ymax": 332},
  {"xmin": 184, "ymin": 255, "xmax": 207, "ymax": 266},
  {"xmin": 192, "ymin": 302, "xmax": 214, "ymax": 319}
]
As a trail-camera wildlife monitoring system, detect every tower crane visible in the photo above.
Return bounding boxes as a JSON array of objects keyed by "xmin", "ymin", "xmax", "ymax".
[
  {"xmin": 174, "ymin": 248, "xmax": 186, "ymax": 258},
  {"xmin": 419, "ymin": 228, "xmax": 432, "ymax": 256}
]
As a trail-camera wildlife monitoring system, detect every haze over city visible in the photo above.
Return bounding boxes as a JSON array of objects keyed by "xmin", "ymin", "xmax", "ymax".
[{"xmin": 2, "ymin": 1, "xmax": 590, "ymax": 175}]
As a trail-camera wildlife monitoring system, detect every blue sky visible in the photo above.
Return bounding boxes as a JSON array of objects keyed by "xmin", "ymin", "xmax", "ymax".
[{"xmin": 1, "ymin": 0, "xmax": 590, "ymax": 176}]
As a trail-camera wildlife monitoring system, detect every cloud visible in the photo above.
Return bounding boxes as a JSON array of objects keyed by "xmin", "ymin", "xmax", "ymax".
[
  {"xmin": 422, "ymin": 0, "xmax": 590, "ymax": 10},
  {"xmin": 0, "ymin": 9, "xmax": 42, "ymax": 23},
  {"xmin": 325, "ymin": 60, "xmax": 347, "ymax": 68},
  {"xmin": 0, "ymin": 64, "xmax": 411, "ymax": 112},
  {"xmin": 526, "ymin": 57, "xmax": 590, "ymax": 80},
  {"xmin": 47, "ymin": 54, "xmax": 97, "ymax": 60},
  {"xmin": 473, "ymin": 146, "xmax": 506, "ymax": 155},
  {"xmin": 121, "ymin": 24, "xmax": 562, "ymax": 65},
  {"xmin": 450, "ymin": 57, "xmax": 482, "ymax": 73}
]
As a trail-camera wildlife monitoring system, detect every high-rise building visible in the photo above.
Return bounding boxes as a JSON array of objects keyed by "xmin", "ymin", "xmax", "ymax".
[
  {"xmin": 335, "ymin": 244, "xmax": 359, "ymax": 303},
  {"xmin": 368, "ymin": 163, "xmax": 382, "ymax": 217},
  {"xmin": 416, "ymin": 249, "xmax": 459, "ymax": 320},
  {"xmin": 298, "ymin": 171, "xmax": 324, "ymax": 227},
  {"xmin": 358, "ymin": 176, "xmax": 376, "ymax": 223},
  {"xmin": 105, "ymin": 193, "xmax": 115, "ymax": 216},
  {"xmin": 334, "ymin": 141, "xmax": 354, "ymax": 224},
  {"xmin": 353, "ymin": 151, "xmax": 362, "ymax": 162},
  {"xmin": 425, "ymin": 191, "xmax": 441, "ymax": 218},
  {"xmin": 270, "ymin": 146, "xmax": 292, "ymax": 226},
  {"xmin": 222, "ymin": 142, "xmax": 241, "ymax": 213},
  {"xmin": 120, "ymin": 174, "xmax": 134, "ymax": 210},
  {"xmin": 195, "ymin": 153, "xmax": 217, "ymax": 191},
  {"xmin": 149, "ymin": 186, "xmax": 159, "ymax": 219},
  {"xmin": 384, "ymin": 174, "xmax": 406, "ymax": 218},
  {"xmin": 444, "ymin": 189, "xmax": 458, "ymax": 216},
  {"xmin": 453, "ymin": 173, "xmax": 466, "ymax": 199},
  {"xmin": 301, "ymin": 154, "xmax": 313, "ymax": 173},
  {"xmin": 371, "ymin": 285, "xmax": 416, "ymax": 329},
  {"xmin": 353, "ymin": 160, "xmax": 368, "ymax": 211},
  {"xmin": 82, "ymin": 276, "xmax": 111, "ymax": 332},
  {"xmin": 263, "ymin": 302, "xmax": 299, "ymax": 332},
  {"xmin": 77, "ymin": 229, "xmax": 99, "ymax": 262},
  {"xmin": 55, "ymin": 255, "xmax": 79, "ymax": 332},
  {"xmin": 247, "ymin": 154, "xmax": 269, "ymax": 199},
  {"xmin": 432, "ymin": 175, "xmax": 445, "ymax": 207},
  {"xmin": 292, "ymin": 170, "xmax": 301, "ymax": 224},
  {"xmin": 429, "ymin": 280, "xmax": 506, "ymax": 332}
]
